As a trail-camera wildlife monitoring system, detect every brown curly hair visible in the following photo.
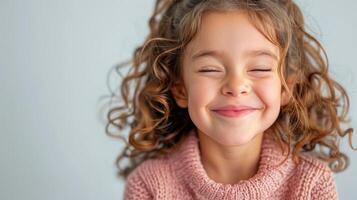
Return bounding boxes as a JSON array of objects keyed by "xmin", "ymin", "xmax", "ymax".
[{"xmin": 105, "ymin": 0, "xmax": 356, "ymax": 179}]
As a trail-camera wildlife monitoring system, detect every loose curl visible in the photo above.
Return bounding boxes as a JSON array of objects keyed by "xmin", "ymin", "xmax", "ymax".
[{"xmin": 105, "ymin": 0, "xmax": 356, "ymax": 178}]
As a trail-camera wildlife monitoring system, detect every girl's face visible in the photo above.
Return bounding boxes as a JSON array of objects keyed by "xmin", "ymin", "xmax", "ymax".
[{"xmin": 172, "ymin": 11, "xmax": 288, "ymax": 146}]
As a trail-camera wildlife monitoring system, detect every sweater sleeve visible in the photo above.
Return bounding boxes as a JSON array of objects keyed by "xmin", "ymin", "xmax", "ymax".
[
  {"xmin": 311, "ymin": 168, "xmax": 338, "ymax": 200},
  {"xmin": 124, "ymin": 170, "xmax": 153, "ymax": 200}
]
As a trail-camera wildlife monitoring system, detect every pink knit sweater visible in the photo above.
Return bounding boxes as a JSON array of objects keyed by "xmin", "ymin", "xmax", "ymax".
[{"xmin": 124, "ymin": 129, "xmax": 338, "ymax": 199}]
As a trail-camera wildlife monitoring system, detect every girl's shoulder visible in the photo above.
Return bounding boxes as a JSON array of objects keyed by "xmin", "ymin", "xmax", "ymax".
[
  {"xmin": 294, "ymin": 152, "xmax": 338, "ymax": 199},
  {"xmin": 124, "ymin": 153, "xmax": 178, "ymax": 198},
  {"xmin": 297, "ymin": 151, "xmax": 333, "ymax": 173},
  {"xmin": 126, "ymin": 153, "xmax": 179, "ymax": 185},
  {"xmin": 125, "ymin": 134, "xmax": 193, "ymax": 195},
  {"xmin": 126, "ymin": 132, "xmax": 194, "ymax": 185},
  {"xmin": 127, "ymin": 154, "xmax": 173, "ymax": 181}
]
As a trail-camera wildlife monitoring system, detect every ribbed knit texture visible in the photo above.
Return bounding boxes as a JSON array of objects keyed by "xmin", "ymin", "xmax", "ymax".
[{"xmin": 124, "ymin": 129, "xmax": 338, "ymax": 199}]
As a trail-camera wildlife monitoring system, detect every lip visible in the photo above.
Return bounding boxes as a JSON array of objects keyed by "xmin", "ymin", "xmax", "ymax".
[{"xmin": 211, "ymin": 105, "xmax": 259, "ymax": 118}]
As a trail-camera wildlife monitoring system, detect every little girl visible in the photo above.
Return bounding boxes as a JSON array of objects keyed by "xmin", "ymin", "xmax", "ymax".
[{"xmin": 106, "ymin": 0, "xmax": 355, "ymax": 199}]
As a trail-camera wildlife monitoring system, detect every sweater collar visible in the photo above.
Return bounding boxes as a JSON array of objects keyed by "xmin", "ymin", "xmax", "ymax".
[{"xmin": 172, "ymin": 128, "xmax": 296, "ymax": 199}]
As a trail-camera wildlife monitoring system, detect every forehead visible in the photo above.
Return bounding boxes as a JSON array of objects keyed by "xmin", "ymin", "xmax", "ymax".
[{"xmin": 184, "ymin": 10, "xmax": 279, "ymax": 61}]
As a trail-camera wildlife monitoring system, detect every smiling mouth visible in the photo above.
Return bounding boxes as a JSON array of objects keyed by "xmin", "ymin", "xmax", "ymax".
[{"xmin": 212, "ymin": 109, "xmax": 257, "ymax": 118}]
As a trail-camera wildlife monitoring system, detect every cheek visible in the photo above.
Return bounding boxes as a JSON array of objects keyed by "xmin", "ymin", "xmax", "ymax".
[
  {"xmin": 185, "ymin": 80, "xmax": 215, "ymax": 127},
  {"xmin": 256, "ymin": 79, "xmax": 282, "ymax": 107},
  {"xmin": 255, "ymin": 79, "xmax": 282, "ymax": 129},
  {"xmin": 186, "ymin": 77, "xmax": 218, "ymax": 106},
  {"xmin": 188, "ymin": 83, "xmax": 214, "ymax": 107}
]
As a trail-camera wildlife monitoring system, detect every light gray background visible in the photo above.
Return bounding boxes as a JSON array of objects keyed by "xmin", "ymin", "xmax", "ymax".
[{"xmin": 0, "ymin": 0, "xmax": 356, "ymax": 199}]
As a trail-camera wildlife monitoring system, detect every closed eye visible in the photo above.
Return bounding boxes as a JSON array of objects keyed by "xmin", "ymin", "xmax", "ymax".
[
  {"xmin": 250, "ymin": 69, "xmax": 272, "ymax": 72},
  {"xmin": 198, "ymin": 69, "xmax": 221, "ymax": 72}
]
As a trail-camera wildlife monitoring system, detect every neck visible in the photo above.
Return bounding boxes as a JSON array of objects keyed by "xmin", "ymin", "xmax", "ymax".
[{"xmin": 197, "ymin": 130, "xmax": 264, "ymax": 184}]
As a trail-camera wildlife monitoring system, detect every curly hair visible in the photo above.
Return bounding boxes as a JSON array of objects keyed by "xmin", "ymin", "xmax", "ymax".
[{"xmin": 105, "ymin": 0, "xmax": 355, "ymax": 178}]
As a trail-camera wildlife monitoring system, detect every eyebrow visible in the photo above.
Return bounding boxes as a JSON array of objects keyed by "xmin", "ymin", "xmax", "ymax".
[{"xmin": 191, "ymin": 49, "xmax": 278, "ymax": 61}]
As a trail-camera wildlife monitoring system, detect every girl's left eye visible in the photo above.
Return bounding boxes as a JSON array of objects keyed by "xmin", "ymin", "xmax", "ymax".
[
  {"xmin": 198, "ymin": 67, "xmax": 272, "ymax": 73},
  {"xmin": 249, "ymin": 68, "xmax": 272, "ymax": 72}
]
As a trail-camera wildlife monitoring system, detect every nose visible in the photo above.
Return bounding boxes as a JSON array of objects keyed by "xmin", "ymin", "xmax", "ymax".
[{"xmin": 221, "ymin": 74, "xmax": 251, "ymax": 97}]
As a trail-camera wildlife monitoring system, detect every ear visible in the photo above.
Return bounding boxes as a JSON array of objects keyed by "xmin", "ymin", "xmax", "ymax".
[
  {"xmin": 281, "ymin": 75, "xmax": 296, "ymax": 106},
  {"xmin": 281, "ymin": 89, "xmax": 290, "ymax": 107},
  {"xmin": 170, "ymin": 81, "xmax": 188, "ymax": 108}
]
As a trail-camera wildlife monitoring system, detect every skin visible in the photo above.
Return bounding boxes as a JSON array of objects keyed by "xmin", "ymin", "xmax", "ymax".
[{"xmin": 171, "ymin": 10, "xmax": 289, "ymax": 184}]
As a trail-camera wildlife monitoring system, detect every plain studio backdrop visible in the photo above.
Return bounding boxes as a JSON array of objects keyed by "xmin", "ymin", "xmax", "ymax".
[{"xmin": 0, "ymin": 0, "xmax": 356, "ymax": 199}]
